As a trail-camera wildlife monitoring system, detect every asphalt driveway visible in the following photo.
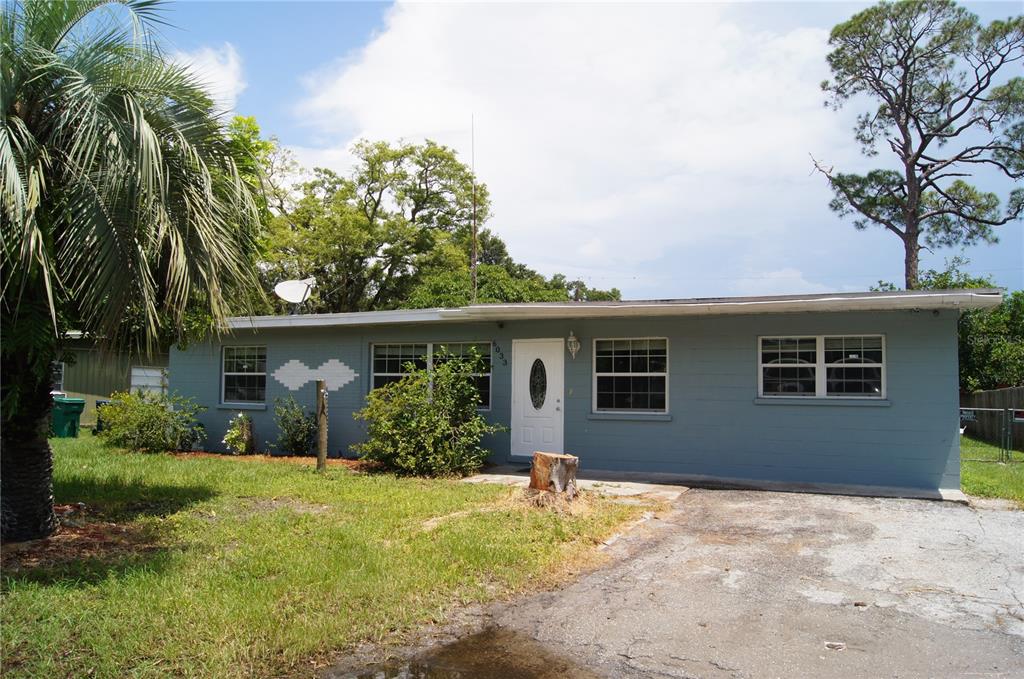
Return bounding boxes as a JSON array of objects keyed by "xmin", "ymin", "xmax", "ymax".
[{"xmin": 493, "ymin": 489, "xmax": 1024, "ymax": 678}]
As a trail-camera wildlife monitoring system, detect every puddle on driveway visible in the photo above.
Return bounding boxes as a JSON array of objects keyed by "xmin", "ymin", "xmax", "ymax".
[{"xmin": 338, "ymin": 628, "xmax": 600, "ymax": 679}]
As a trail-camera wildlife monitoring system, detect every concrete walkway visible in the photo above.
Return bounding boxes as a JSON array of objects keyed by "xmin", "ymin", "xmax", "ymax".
[
  {"xmin": 463, "ymin": 463, "xmax": 971, "ymax": 503},
  {"xmin": 463, "ymin": 465, "xmax": 687, "ymax": 501}
]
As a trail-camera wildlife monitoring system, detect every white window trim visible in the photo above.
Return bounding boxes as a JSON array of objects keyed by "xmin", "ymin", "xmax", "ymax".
[
  {"xmin": 370, "ymin": 341, "xmax": 493, "ymax": 411},
  {"xmin": 221, "ymin": 345, "xmax": 267, "ymax": 405},
  {"xmin": 591, "ymin": 337, "xmax": 670, "ymax": 414},
  {"xmin": 757, "ymin": 334, "xmax": 886, "ymax": 400}
]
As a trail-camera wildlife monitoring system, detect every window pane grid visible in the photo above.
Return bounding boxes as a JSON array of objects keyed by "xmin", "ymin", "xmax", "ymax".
[
  {"xmin": 371, "ymin": 342, "xmax": 492, "ymax": 409},
  {"xmin": 372, "ymin": 343, "xmax": 428, "ymax": 376},
  {"xmin": 824, "ymin": 336, "xmax": 883, "ymax": 365},
  {"xmin": 222, "ymin": 346, "xmax": 266, "ymax": 403},
  {"xmin": 594, "ymin": 338, "xmax": 668, "ymax": 413},
  {"xmin": 760, "ymin": 336, "xmax": 884, "ymax": 398}
]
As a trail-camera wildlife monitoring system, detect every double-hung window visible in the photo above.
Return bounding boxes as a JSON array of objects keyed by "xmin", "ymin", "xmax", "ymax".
[
  {"xmin": 759, "ymin": 335, "xmax": 885, "ymax": 399},
  {"xmin": 371, "ymin": 342, "xmax": 492, "ymax": 409},
  {"xmin": 222, "ymin": 346, "xmax": 266, "ymax": 404},
  {"xmin": 594, "ymin": 338, "xmax": 668, "ymax": 413}
]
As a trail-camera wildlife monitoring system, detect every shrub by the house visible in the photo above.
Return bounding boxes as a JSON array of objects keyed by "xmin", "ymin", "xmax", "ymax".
[
  {"xmin": 352, "ymin": 353, "xmax": 503, "ymax": 476},
  {"xmin": 97, "ymin": 391, "xmax": 205, "ymax": 453},
  {"xmin": 223, "ymin": 412, "xmax": 255, "ymax": 455},
  {"xmin": 273, "ymin": 396, "xmax": 317, "ymax": 455}
]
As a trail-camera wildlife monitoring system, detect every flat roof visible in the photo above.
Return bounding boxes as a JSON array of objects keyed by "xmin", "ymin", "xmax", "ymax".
[{"xmin": 227, "ymin": 289, "xmax": 1004, "ymax": 330}]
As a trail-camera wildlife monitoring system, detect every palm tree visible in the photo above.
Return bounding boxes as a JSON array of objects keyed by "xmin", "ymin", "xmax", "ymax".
[{"xmin": 1, "ymin": 0, "xmax": 261, "ymax": 542}]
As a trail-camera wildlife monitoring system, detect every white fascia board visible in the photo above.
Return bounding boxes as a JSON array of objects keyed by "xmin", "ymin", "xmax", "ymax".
[
  {"xmin": 460, "ymin": 291, "xmax": 1003, "ymax": 320},
  {"xmin": 227, "ymin": 307, "xmax": 468, "ymax": 330},
  {"xmin": 226, "ymin": 290, "xmax": 1003, "ymax": 330}
]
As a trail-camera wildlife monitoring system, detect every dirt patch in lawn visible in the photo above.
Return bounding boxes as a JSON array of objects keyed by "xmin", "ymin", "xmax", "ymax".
[
  {"xmin": 171, "ymin": 451, "xmax": 382, "ymax": 472},
  {"xmin": 1, "ymin": 505, "xmax": 161, "ymax": 572}
]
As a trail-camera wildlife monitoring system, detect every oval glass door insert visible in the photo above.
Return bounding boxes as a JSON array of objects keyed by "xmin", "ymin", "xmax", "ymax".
[{"xmin": 529, "ymin": 358, "xmax": 547, "ymax": 410}]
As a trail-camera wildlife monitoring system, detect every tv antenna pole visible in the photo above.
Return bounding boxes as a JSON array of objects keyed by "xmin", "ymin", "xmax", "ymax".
[{"xmin": 470, "ymin": 114, "xmax": 478, "ymax": 303}]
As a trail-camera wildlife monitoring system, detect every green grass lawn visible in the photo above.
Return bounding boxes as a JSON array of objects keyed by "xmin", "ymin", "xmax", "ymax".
[
  {"xmin": 961, "ymin": 435, "xmax": 1024, "ymax": 507},
  {"xmin": 1, "ymin": 439, "xmax": 651, "ymax": 678}
]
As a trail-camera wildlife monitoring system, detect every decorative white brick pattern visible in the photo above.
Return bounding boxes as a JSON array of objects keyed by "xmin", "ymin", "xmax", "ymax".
[{"xmin": 273, "ymin": 359, "xmax": 358, "ymax": 392}]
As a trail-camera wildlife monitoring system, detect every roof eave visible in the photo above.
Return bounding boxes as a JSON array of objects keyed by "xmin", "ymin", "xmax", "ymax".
[
  {"xmin": 225, "ymin": 289, "xmax": 1003, "ymax": 330},
  {"xmin": 462, "ymin": 290, "xmax": 1003, "ymax": 319}
]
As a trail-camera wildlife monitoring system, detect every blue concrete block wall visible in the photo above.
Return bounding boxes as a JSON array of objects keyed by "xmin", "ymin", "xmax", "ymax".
[{"xmin": 169, "ymin": 308, "xmax": 960, "ymax": 490}]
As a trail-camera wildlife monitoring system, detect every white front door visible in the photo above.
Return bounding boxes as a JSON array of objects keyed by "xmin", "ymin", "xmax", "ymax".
[{"xmin": 511, "ymin": 339, "xmax": 564, "ymax": 458}]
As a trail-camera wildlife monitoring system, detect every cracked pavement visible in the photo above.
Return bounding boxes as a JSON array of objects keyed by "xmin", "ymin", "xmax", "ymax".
[{"xmin": 493, "ymin": 489, "xmax": 1024, "ymax": 678}]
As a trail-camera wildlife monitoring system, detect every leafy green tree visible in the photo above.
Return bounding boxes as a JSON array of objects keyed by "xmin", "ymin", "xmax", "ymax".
[
  {"xmin": 817, "ymin": 0, "xmax": 1023, "ymax": 289},
  {"xmin": 262, "ymin": 140, "xmax": 488, "ymax": 313},
  {"xmin": 874, "ymin": 257, "xmax": 1022, "ymax": 391},
  {"xmin": 264, "ymin": 168, "xmax": 438, "ymax": 313},
  {"xmin": 0, "ymin": 0, "xmax": 261, "ymax": 541},
  {"xmin": 226, "ymin": 116, "xmax": 275, "ymax": 197},
  {"xmin": 350, "ymin": 139, "xmax": 489, "ymax": 233},
  {"xmin": 226, "ymin": 115, "xmax": 276, "ymax": 219},
  {"xmin": 960, "ymin": 290, "xmax": 1024, "ymax": 391},
  {"xmin": 259, "ymin": 137, "xmax": 620, "ymax": 311},
  {"xmin": 407, "ymin": 264, "xmax": 567, "ymax": 308}
]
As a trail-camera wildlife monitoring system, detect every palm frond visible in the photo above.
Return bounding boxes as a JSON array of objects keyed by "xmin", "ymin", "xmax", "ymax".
[
  {"xmin": 23, "ymin": 0, "xmax": 167, "ymax": 53},
  {"xmin": 2, "ymin": 0, "xmax": 261, "ymax": 363}
]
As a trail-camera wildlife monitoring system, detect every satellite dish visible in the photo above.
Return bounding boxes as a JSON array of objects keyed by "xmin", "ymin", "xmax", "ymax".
[{"xmin": 274, "ymin": 277, "xmax": 316, "ymax": 305}]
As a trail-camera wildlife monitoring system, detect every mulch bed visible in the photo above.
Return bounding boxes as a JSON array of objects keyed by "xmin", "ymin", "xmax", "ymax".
[
  {"xmin": 1, "ymin": 505, "xmax": 160, "ymax": 572},
  {"xmin": 170, "ymin": 451, "xmax": 381, "ymax": 472}
]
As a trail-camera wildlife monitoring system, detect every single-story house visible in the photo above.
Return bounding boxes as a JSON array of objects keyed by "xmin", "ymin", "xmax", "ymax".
[{"xmin": 169, "ymin": 289, "xmax": 1001, "ymax": 493}]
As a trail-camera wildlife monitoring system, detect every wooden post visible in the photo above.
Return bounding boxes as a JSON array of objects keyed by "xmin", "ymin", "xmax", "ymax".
[
  {"xmin": 316, "ymin": 379, "xmax": 327, "ymax": 472},
  {"xmin": 529, "ymin": 451, "xmax": 579, "ymax": 498}
]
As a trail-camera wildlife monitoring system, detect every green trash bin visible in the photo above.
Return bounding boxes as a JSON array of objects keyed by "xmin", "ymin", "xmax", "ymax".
[{"xmin": 52, "ymin": 397, "xmax": 86, "ymax": 438}]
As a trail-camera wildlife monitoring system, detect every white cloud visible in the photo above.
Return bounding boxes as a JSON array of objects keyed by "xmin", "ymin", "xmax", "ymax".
[
  {"xmin": 293, "ymin": 3, "xmax": 867, "ymax": 297},
  {"xmin": 173, "ymin": 43, "xmax": 246, "ymax": 114},
  {"xmin": 730, "ymin": 268, "xmax": 836, "ymax": 296}
]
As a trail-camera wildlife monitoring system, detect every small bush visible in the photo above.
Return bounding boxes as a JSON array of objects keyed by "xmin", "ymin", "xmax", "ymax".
[
  {"xmin": 273, "ymin": 396, "xmax": 317, "ymax": 456},
  {"xmin": 97, "ymin": 391, "xmax": 205, "ymax": 453},
  {"xmin": 351, "ymin": 352, "xmax": 503, "ymax": 477},
  {"xmin": 223, "ymin": 412, "xmax": 255, "ymax": 455}
]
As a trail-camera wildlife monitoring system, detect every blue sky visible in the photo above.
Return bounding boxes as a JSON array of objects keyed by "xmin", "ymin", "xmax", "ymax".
[
  {"xmin": 163, "ymin": 1, "xmax": 1022, "ymax": 297},
  {"xmin": 166, "ymin": 2, "xmax": 389, "ymax": 143}
]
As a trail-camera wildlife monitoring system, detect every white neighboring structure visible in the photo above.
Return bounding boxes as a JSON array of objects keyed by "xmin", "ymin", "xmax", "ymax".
[{"xmin": 130, "ymin": 366, "xmax": 167, "ymax": 395}]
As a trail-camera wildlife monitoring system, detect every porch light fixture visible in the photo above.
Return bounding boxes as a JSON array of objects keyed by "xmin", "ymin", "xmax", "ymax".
[{"xmin": 567, "ymin": 331, "xmax": 581, "ymax": 360}]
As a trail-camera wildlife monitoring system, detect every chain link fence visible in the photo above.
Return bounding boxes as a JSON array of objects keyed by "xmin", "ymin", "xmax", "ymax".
[{"xmin": 960, "ymin": 407, "xmax": 1022, "ymax": 463}]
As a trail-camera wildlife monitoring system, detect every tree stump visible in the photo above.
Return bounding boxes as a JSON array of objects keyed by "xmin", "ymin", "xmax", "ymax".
[{"xmin": 529, "ymin": 452, "xmax": 579, "ymax": 499}]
